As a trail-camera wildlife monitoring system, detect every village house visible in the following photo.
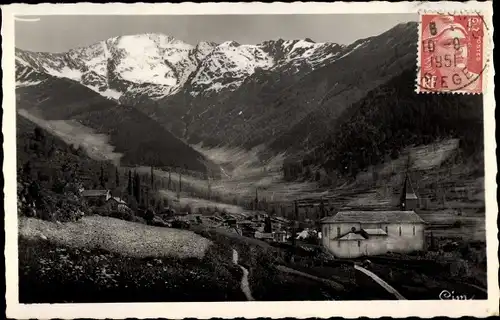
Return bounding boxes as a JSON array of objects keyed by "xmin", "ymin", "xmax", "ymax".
[
  {"xmin": 254, "ymin": 231, "xmax": 273, "ymax": 241},
  {"xmin": 320, "ymin": 210, "xmax": 426, "ymax": 258},
  {"xmin": 238, "ymin": 220, "xmax": 257, "ymax": 235},
  {"xmin": 105, "ymin": 197, "xmax": 130, "ymax": 212},
  {"xmin": 81, "ymin": 189, "xmax": 111, "ymax": 206},
  {"xmin": 272, "ymin": 230, "xmax": 287, "ymax": 242}
]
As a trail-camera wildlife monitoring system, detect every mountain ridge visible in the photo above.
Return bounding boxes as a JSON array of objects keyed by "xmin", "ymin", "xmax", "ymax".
[
  {"xmin": 16, "ymin": 22, "xmax": 434, "ymax": 170},
  {"xmin": 15, "ymin": 32, "xmax": 345, "ymax": 103}
]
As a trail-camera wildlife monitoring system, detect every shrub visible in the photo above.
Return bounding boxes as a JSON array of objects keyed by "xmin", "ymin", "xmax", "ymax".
[
  {"xmin": 450, "ymin": 259, "xmax": 471, "ymax": 278},
  {"xmin": 144, "ymin": 208, "xmax": 155, "ymax": 224}
]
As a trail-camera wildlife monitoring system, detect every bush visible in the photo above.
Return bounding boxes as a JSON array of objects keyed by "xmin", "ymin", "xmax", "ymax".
[
  {"xmin": 144, "ymin": 208, "xmax": 155, "ymax": 223},
  {"xmin": 450, "ymin": 259, "xmax": 471, "ymax": 278},
  {"xmin": 171, "ymin": 220, "xmax": 190, "ymax": 229}
]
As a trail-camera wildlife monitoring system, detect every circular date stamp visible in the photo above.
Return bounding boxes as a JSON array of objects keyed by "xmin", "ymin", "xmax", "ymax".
[{"xmin": 417, "ymin": 12, "xmax": 488, "ymax": 94}]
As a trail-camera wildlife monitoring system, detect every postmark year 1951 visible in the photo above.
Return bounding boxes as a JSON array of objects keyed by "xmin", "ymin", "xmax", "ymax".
[{"xmin": 417, "ymin": 12, "xmax": 486, "ymax": 94}]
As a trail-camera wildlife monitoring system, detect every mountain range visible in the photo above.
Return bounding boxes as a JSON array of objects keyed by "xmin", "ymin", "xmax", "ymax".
[{"xmin": 15, "ymin": 21, "xmax": 483, "ymax": 178}]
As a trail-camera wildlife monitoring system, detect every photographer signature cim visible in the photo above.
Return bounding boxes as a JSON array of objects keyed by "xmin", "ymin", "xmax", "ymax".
[{"xmin": 439, "ymin": 290, "xmax": 475, "ymax": 300}]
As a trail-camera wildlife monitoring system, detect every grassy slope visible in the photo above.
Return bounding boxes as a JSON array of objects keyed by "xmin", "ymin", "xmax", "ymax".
[
  {"xmin": 19, "ymin": 216, "xmax": 212, "ymax": 259},
  {"xmin": 16, "ymin": 72, "xmax": 208, "ymax": 172}
]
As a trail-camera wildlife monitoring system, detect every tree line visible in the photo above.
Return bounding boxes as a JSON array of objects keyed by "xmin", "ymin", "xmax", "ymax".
[{"xmin": 283, "ymin": 69, "xmax": 483, "ymax": 182}]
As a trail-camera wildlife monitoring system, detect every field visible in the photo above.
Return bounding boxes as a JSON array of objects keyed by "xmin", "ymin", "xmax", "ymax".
[
  {"xmin": 19, "ymin": 215, "xmax": 212, "ymax": 259},
  {"xmin": 18, "ymin": 215, "xmax": 246, "ymax": 302}
]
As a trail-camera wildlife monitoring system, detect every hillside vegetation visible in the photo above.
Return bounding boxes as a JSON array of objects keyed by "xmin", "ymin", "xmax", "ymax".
[
  {"xmin": 16, "ymin": 114, "xmax": 117, "ymax": 222},
  {"xmin": 16, "ymin": 73, "xmax": 210, "ymax": 172},
  {"xmin": 286, "ymin": 68, "xmax": 483, "ymax": 181}
]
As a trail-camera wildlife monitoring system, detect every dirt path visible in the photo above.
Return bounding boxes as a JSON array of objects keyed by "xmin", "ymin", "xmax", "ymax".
[
  {"xmin": 232, "ymin": 249, "xmax": 255, "ymax": 301},
  {"xmin": 354, "ymin": 264, "xmax": 406, "ymax": 300},
  {"xmin": 276, "ymin": 265, "xmax": 344, "ymax": 291}
]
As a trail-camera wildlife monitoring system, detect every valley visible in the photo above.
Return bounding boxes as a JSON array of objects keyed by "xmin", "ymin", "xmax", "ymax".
[{"xmin": 14, "ymin": 18, "xmax": 487, "ymax": 304}]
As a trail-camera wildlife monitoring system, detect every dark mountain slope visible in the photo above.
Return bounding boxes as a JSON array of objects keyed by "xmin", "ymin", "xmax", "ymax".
[
  {"xmin": 16, "ymin": 71, "xmax": 210, "ymax": 172},
  {"xmin": 16, "ymin": 114, "xmax": 117, "ymax": 221},
  {"xmin": 181, "ymin": 22, "xmax": 417, "ymax": 150},
  {"xmin": 293, "ymin": 68, "xmax": 483, "ymax": 179},
  {"xmin": 268, "ymin": 22, "xmax": 417, "ymax": 153}
]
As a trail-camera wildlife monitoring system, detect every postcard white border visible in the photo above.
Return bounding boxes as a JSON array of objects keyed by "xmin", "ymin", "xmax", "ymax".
[{"xmin": 3, "ymin": 1, "xmax": 497, "ymax": 319}]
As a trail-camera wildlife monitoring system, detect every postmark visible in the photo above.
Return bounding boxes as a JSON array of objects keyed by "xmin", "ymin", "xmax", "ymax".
[{"xmin": 417, "ymin": 12, "xmax": 487, "ymax": 94}]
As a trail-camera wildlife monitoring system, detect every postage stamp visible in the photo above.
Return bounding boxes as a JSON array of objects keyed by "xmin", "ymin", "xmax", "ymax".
[{"xmin": 417, "ymin": 12, "xmax": 487, "ymax": 94}]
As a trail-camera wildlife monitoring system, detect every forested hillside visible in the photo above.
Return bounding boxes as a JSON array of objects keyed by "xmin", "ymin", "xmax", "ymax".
[
  {"xmin": 16, "ymin": 115, "xmax": 117, "ymax": 221},
  {"xmin": 285, "ymin": 68, "xmax": 483, "ymax": 181},
  {"xmin": 16, "ymin": 71, "xmax": 211, "ymax": 173}
]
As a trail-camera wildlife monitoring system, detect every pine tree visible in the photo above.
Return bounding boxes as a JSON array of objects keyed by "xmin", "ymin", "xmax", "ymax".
[
  {"xmin": 100, "ymin": 165, "xmax": 105, "ymax": 189},
  {"xmin": 115, "ymin": 167, "xmax": 120, "ymax": 187},
  {"xmin": 429, "ymin": 231, "xmax": 435, "ymax": 250},
  {"xmin": 319, "ymin": 199, "xmax": 326, "ymax": 219},
  {"xmin": 315, "ymin": 170, "xmax": 321, "ymax": 182},
  {"xmin": 23, "ymin": 161, "xmax": 32, "ymax": 177},
  {"xmin": 207, "ymin": 172, "xmax": 212, "ymax": 200},
  {"xmin": 179, "ymin": 169, "xmax": 182, "ymax": 193},
  {"xmin": 292, "ymin": 201, "xmax": 299, "ymax": 247},
  {"xmin": 127, "ymin": 170, "xmax": 132, "ymax": 195},
  {"xmin": 168, "ymin": 170, "xmax": 172, "ymax": 190},
  {"xmin": 400, "ymin": 155, "xmax": 411, "ymax": 210},
  {"xmin": 134, "ymin": 172, "xmax": 141, "ymax": 204},
  {"xmin": 264, "ymin": 215, "xmax": 272, "ymax": 233},
  {"xmin": 254, "ymin": 188, "xmax": 259, "ymax": 211},
  {"xmin": 150, "ymin": 166, "xmax": 154, "ymax": 190}
]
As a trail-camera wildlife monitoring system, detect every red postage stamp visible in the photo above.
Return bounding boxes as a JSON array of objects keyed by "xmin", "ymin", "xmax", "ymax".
[{"xmin": 417, "ymin": 13, "xmax": 485, "ymax": 94}]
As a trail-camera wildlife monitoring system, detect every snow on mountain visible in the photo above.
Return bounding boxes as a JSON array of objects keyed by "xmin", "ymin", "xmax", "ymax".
[
  {"xmin": 110, "ymin": 34, "xmax": 195, "ymax": 87},
  {"xmin": 15, "ymin": 33, "xmax": 348, "ymax": 102},
  {"xmin": 15, "ymin": 60, "xmax": 51, "ymax": 88},
  {"xmin": 189, "ymin": 41, "xmax": 274, "ymax": 95},
  {"xmin": 16, "ymin": 66, "xmax": 46, "ymax": 87},
  {"xmin": 334, "ymin": 39, "xmax": 370, "ymax": 61}
]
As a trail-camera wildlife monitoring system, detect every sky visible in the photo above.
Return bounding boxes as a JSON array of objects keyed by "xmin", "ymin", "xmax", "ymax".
[{"xmin": 15, "ymin": 14, "xmax": 417, "ymax": 52}]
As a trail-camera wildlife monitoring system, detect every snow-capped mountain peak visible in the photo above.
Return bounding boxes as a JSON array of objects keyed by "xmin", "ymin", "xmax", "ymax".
[{"xmin": 15, "ymin": 33, "xmax": 345, "ymax": 102}]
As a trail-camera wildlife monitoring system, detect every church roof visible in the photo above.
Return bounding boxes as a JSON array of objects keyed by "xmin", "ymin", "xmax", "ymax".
[{"xmin": 321, "ymin": 210, "xmax": 425, "ymax": 224}]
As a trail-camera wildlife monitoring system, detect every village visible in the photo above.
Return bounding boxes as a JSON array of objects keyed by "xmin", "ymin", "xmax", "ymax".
[
  {"xmin": 16, "ymin": 123, "xmax": 487, "ymax": 302},
  {"xmin": 78, "ymin": 161, "xmax": 432, "ymax": 261}
]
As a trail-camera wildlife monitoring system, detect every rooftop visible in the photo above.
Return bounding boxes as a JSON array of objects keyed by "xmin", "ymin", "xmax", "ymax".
[
  {"xmin": 363, "ymin": 228, "xmax": 388, "ymax": 236},
  {"xmin": 110, "ymin": 197, "xmax": 127, "ymax": 204},
  {"xmin": 321, "ymin": 210, "xmax": 425, "ymax": 224},
  {"xmin": 406, "ymin": 193, "xmax": 418, "ymax": 200}
]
